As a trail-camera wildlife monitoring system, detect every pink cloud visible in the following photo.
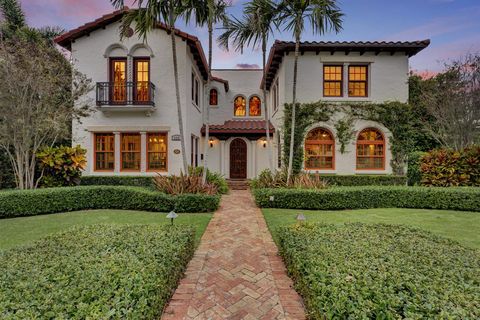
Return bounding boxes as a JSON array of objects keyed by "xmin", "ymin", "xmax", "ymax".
[{"xmin": 236, "ymin": 63, "xmax": 260, "ymax": 69}]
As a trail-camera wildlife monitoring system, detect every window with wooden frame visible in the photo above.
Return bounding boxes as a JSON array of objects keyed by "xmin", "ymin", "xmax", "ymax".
[
  {"xmin": 323, "ymin": 65, "xmax": 343, "ymax": 97},
  {"xmin": 191, "ymin": 72, "xmax": 200, "ymax": 106},
  {"xmin": 121, "ymin": 133, "xmax": 141, "ymax": 171},
  {"xmin": 94, "ymin": 133, "xmax": 115, "ymax": 171},
  {"xmin": 249, "ymin": 96, "xmax": 261, "ymax": 116},
  {"xmin": 356, "ymin": 128, "xmax": 385, "ymax": 170},
  {"xmin": 147, "ymin": 133, "xmax": 167, "ymax": 171},
  {"xmin": 133, "ymin": 58, "xmax": 150, "ymax": 102},
  {"xmin": 190, "ymin": 135, "xmax": 199, "ymax": 167},
  {"xmin": 209, "ymin": 88, "xmax": 218, "ymax": 105},
  {"xmin": 110, "ymin": 58, "xmax": 127, "ymax": 103},
  {"xmin": 348, "ymin": 65, "xmax": 368, "ymax": 97},
  {"xmin": 272, "ymin": 79, "xmax": 279, "ymax": 112},
  {"xmin": 304, "ymin": 128, "xmax": 335, "ymax": 169},
  {"xmin": 234, "ymin": 96, "xmax": 246, "ymax": 116}
]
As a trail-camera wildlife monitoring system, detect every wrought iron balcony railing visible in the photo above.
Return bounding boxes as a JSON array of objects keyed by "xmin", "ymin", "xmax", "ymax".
[{"xmin": 96, "ymin": 82, "xmax": 155, "ymax": 106}]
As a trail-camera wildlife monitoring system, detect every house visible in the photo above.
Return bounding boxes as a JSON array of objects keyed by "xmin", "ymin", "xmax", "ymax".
[{"xmin": 55, "ymin": 9, "xmax": 429, "ymax": 179}]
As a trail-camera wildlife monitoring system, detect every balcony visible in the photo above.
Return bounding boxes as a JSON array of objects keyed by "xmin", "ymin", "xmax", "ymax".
[{"xmin": 96, "ymin": 82, "xmax": 156, "ymax": 115}]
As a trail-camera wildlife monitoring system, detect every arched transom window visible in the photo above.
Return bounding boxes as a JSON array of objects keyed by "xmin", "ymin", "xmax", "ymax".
[
  {"xmin": 305, "ymin": 128, "xmax": 334, "ymax": 169},
  {"xmin": 356, "ymin": 128, "xmax": 385, "ymax": 169},
  {"xmin": 209, "ymin": 89, "xmax": 218, "ymax": 105},
  {"xmin": 234, "ymin": 96, "xmax": 246, "ymax": 116},
  {"xmin": 249, "ymin": 96, "xmax": 261, "ymax": 116}
]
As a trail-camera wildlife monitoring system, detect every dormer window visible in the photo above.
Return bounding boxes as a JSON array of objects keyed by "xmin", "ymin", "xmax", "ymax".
[
  {"xmin": 234, "ymin": 96, "xmax": 246, "ymax": 116},
  {"xmin": 209, "ymin": 89, "xmax": 218, "ymax": 106}
]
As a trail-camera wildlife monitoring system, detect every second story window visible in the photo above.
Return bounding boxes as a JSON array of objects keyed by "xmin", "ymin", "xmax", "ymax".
[
  {"xmin": 209, "ymin": 88, "xmax": 218, "ymax": 105},
  {"xmin": 134, "ymin": 58, "xmax": 150, "ymax": 102},
  {"xmin": 323, "ymin": 65, "xmax": 343, "ymax": 97},
  {"xmin": 234, "ymin": 96, "xmax": 246, "ymax": 116},
  {"xmin": 249, "ymin": 96, "xmax": 261, "ymax": 116},
  {"xmin": 272, "ymin": 80, "xmax": 279, "ymax": 112},
  {"xmin": 191, "ymin": 72, "xmax": 200, "ymax": 106},
  {"xmin": 110, "ymin": 58, "xmax": 127, "ymax": 102},
  {"xmin": 348, "ymin": 65, "xmax": 368, "ymax": 97}
]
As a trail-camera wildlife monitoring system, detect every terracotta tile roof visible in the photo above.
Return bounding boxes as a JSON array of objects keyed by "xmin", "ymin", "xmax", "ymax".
[
  {"xmin": 54, "ymin": 8, "xmax": 209, "ymax": 80},
  {"xmin": 211, "ymin": 76, "xmax": 229, "ymax": 92},
  {"xmin": 262, "ymin": 39, "xmax": 431, "ymax": 90},
  {"xmin": 202, "ymin": 120, "xmax": 275, "ymax": 135}
]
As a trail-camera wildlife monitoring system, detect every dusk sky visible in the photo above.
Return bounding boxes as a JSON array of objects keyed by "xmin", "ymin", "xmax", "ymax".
[{"xmin": 20, "ymin": 0, "xmax": 480, "ymax": 73}]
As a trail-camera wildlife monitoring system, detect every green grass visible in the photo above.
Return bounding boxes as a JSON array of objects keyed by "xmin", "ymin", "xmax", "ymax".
[
  {"xmin": 263, "ymin": 208, "xmax": 480, "ymax": 249},
  {"xmin": 0, "ymin": 210, "xmax": 211, "ymax": 250}
]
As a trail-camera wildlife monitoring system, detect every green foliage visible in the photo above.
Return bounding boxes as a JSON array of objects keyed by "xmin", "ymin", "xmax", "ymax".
[
  {"xmin": 277, "ymin": 223, "xmax": 480, "ymax": 319},
  {"xmin": 0, "ymin": 186, "xmax": 220, "ymax": 218},
  {"xmin": 407, "ymin": 151, "xmax": 427, "ymax": 185},
  {"xmin": 333, "ymin": 115, "xmax": 355, "ymax": 154},
  {"xmin": 320, "ymin": 174, "xmax": 407, "ymax": 186},
  {"xmin": 421, "ymin": 146, "xmax": 480, "ymax": 186},
  {"xmin": 188, "ymin": 166, "xmax": 229, "ymax": 194},
  {"xmin": 36, "ymin": 145, "xmax": 86, "ymax": 187},
  {"xmin": 0, "ymin": 224, "xmax": 195, "ymax": 319},
  {"xmin": 0, "ymin": 0, "xmax": 26, "ymax": 37},
  {"xmin": 250, "ymin": 169, "xmax": 328, "ymax": 189},
  {"xmin": 0, "ymin": 149, "xmax": 15, "ymax": 189},
  {"xmin": 253, "ymin": 186, "xmax": 480, "ymax": 211},
  {"xmin": 80, "ymin": 175, "xmax": 155, "ymax": 188}
]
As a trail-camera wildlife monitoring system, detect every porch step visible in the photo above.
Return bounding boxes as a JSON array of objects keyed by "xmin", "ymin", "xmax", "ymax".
[{"xmin": 227, "ymin": 179, "xmax": 250, "ymax": 190}]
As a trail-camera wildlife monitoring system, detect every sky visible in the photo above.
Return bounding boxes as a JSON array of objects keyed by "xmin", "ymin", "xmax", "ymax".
[{"xmin": 20, "ymin": 0, "xmax": 480, "ymax": 74}]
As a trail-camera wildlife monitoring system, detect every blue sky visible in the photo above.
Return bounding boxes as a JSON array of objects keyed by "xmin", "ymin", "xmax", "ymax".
[{"xmin": 21, "ymin": 0, "xmax": 480, "ymax": 73}]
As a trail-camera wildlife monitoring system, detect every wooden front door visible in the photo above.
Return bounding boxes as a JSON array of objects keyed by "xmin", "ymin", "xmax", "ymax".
[{"xmin": 230, "ymin": 138, "xmax": 247, "ymax": 179}]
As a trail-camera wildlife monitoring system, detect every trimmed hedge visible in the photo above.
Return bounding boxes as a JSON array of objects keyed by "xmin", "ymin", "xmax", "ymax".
[
  {"xmin": 0, "ymin": 186, "xmax": 220, "ymax": 218},
  {"xmin": 278, "ymin": 223, "xmax": 480, "ymax": 319},
  {"xmin": 81, "ymin": 175, "xmax": 155, "ymax": 188},
  {"xmin": 254, "ymin": 186, "xmax": 480, "ymax": 211},
  {"xmin": 319, "ymin": 175, "xmax": 406, "ymax": 186},
  {"xmin": 407, "ymin": 151, "xmax": 427, "ymax": 186},
  {"xmin": 0, "ymin": 225, "xmax": 195, "ymax": 319}
]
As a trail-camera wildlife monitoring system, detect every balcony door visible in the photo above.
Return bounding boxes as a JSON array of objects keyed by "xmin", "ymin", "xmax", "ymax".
[
  {"xmin": 109, "ymin": 58, "xmax": 127, "ymax": 103},
  {"xmin": 134, "ymin": 58, "xmax": 150, "ymax": 103}
]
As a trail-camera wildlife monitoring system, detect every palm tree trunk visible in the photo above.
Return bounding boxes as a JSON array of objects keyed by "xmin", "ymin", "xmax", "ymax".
[
  {"xmin": 287, "ymin": 30, "xmax": 300, "ymax": 185},
  {"xmin": 262, "ymin": 35, "xmax": 273, "ymax": 171},
  {"xmin": 170, "ymin": 19, "xmax": 188, "ymax": 173},
  {"xmin": 202, "ymin": 21, "xmax": 213, "ymax": 183}
]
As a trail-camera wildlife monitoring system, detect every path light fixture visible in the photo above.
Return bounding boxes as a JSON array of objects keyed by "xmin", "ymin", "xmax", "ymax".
[
  {"xmin": 166, "ymin": 211, "xmax": 178, "ymax": 225},
  {"xmin": 296, "ymin": 213, "xmax": 306, "ymax": 223},
  {"xmin": 269, "ymin": 195, "xmax": 275, "ymax": 202}
]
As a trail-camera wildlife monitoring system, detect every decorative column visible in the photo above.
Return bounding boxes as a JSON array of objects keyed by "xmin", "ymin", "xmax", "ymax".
[
  {"xmin": 220, "ymin": 140, "xmax": 226, "ymax": 176},
  {"xmin": 114, "ymin": 132, "xmax": 121, "ymax": 173},
  {"xmin": 140, "ymin": 132, "xmax": 147, "ymax": 173},
  {"xmin": 250, "ymin": 140, "xmax": 257, "ymax": 178}
]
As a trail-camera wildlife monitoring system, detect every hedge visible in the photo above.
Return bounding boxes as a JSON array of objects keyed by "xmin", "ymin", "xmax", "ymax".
[
  {"xmin": 0, "ymin": 186, "xmax": 220, "ymax": 218},
  {"xmin": 407, "ymin": 151, "xmax": 427, "ymax": 186},
  {"xmin": 81, "ymin": 175, "xmax": 155, "ymax": 188},
  {"xmin": 278, "ymin": 223, "xmax": 480, "ymax": 319},
  {"xmin": 0, "ymin": 225, "xmax": 195, "ymax": 319},
  {"xmin": 254, "ymin": 186, "xmax": 480, "ymax": 211},
  {"xmin": 319, "ymin": 175, "xmax": 406, "ymax": 186}
]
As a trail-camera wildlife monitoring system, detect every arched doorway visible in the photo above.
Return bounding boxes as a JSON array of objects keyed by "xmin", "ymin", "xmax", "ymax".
[{"xmin": 230, "ymin": 138, "xmax": 247, "ymax": 179}]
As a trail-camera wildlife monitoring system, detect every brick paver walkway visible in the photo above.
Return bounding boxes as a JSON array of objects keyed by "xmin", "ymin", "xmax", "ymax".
[{"xmin": 162, "ymin": 190, "xmax": 306, "ymax": 320}]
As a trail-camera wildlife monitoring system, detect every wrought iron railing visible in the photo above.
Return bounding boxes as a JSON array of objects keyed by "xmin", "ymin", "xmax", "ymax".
[{"xmin": 96, "ymin": 82, "xmax": 155, "ymax": 106}]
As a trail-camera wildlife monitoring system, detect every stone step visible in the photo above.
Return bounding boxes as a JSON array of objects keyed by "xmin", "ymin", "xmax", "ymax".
[{"xmin": 226, "ymin": 179, "xmax": 250, "ymax": 190}]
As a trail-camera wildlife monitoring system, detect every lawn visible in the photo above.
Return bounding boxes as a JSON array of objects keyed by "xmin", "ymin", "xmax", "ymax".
[
  {"xmin": 263, "ymin": 208, "xmax": 480, "ymax": 249},
  {"xmin": 0, "ymin": 210, "xmax": 212, "ymax": 250}
]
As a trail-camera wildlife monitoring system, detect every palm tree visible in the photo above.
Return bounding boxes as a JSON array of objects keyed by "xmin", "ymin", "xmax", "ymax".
[
  {"xmin": 110, "ymin": 0, "xmax": 190, "ymax": 173},
  {"xmin": 184, "ymin": 0, "xmax": 229, "ymax": 182},
  {"xmin": 277, "ymin": 0, "xmax": 343, "ymax": 184},
  {"xmin": 218, "ymin": 0, "xmax": 278, "ymax": 171}
]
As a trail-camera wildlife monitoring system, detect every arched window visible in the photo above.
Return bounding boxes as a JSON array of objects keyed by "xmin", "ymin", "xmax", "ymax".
[
  {"xmin": 249, "ymin": 96, "xmax": 261, "ymax": 116},
  {"xmin": 209, "ymin": 89, "xmax": 218, "ymax": 105},
  {"xmin": 356, "ymin": 128, "xmax": 385, "ymax": 169},
  {"xmin": 234, "ymin": 96, "xmax": 246, "ymax": 116},
  {"xmin": 304, "ymin": 128, "xmax": 334, "ymax": 169}
]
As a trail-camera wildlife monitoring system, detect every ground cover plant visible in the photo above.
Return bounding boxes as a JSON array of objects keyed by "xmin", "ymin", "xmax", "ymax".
[
  {"xmin": 278, "ymin": 223, "xmax": 480, "ymax": 319},
  {"xmin": 0, "ymin": 224, "xmax": 195, "ymax": 319}
]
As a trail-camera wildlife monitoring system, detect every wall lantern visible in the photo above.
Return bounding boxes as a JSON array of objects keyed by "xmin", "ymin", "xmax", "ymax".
[
  {"xmin": 262, "ymin": 138, "xmax": 267, "ymax": 148},
  {"xmin": 209, "ymin": 138, "xmax": 214, "ymax": 148}
]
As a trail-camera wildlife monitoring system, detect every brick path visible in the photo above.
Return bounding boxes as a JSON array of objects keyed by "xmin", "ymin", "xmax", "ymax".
[{"xmin": 162, "ymin": 190, "xmax": 306, "ymax": 320}]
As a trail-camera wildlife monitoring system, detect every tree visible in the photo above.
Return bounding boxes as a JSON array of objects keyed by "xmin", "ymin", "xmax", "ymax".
[
  {"xmin": 218, "ymin": 0, "xmax": 278, "ymax": 172},
  {"xmin": 0, "ymin": 0, "xmax": 25, "ymax": 37},
  {"xmin": 0, "ymin": 37, "xmax": 92, "ymax": 189},
  {"xmin": 421, "ymin": 54, "xmax": 480, "ymax": 150},
  {"xmin": 111, "ymin": 0, "xmax": 190, "ymax": 173},
  {"xmin": 277, "ymin": 0, "xmax": 343, "ymax": 184},
  {"xmin": 184, "ymin": 0, "xmax": 229, "ymax": 182}
]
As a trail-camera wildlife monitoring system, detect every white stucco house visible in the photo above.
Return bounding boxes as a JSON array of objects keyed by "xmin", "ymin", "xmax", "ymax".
[{"xmin": 55, "ymin": 8, "xmax": 429, "ymax": 179}]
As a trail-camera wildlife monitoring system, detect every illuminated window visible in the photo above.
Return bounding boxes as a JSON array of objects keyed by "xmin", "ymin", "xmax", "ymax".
[
  {"xmin": 323, "ymin": 65, "xmax": 343, "ymax": 97},
  {"xmin": 110, "ymin": 58, "xmax": 127, "ymax": 102},
  {"xmin": 249, "ymin": 96, "xmax": 261, "ymax": 116},
  {"xmin": 147, "ymin": 133, "xmax": 167, "ymax": 171},
  {"xmin": 348, "ymin": 65, "xmax": 368, "ymax": 97},
  {"xmin": 234, "ymin": 96, "xmax": 246, "ymax": 116},
  {"xmin": 209, "ymin": 89, "xmax": 218, "ymax": 105},
  {"xmin": 356, "ymin": 128, "xmax": 384, "ymax": 169},
  {"xmin": 304, "ymin": 128, "xmax": 334, "ymax": 169},
  {"xmin": 94, "ymin": 133, "xmax": 115, "ymax": 171},
  {"xmin": 121, "ymin": 133, "xmax": 141, "ymax": 171},
  {"xmin": 134, "ymin": 58, "xmax": 150, "ymax": 102}
]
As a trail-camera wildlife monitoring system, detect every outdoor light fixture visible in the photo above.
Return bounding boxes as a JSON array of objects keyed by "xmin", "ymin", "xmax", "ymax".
[
  {"xmin": 166, "ymin": 211, "xmax": 178, "ymax": 225},
  {"xmin": 296, "ymin": 213, "xmax": 306, "ymax": 222},
  {"xmin": 209, "ymin": 138, "xmax": 214, "ymax": 148},
  {"xmin": 262, "ymin": 138, "xmax": 267, "ymax": 148},
  {"xmin": 269, "ymin": 195, "xmax": 275, "ymax": 202}
]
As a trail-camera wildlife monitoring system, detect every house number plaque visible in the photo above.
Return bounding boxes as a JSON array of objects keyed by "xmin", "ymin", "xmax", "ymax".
[
  {"xmin": 171, "ymin": 134, "xmax": 181, "ymax": 141},
  {"xmin": 173, "ymin": 149, "xmax": 181, "ymax": 154}
]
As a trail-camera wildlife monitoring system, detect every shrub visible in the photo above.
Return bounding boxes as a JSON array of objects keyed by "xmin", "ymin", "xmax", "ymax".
[
  {"xmin": 189, "ymin": 166, "xmax": 229, "ymax": 194},
  {"xmin": 253, "ymin": 186, "xmax": 480, "ymax": 212},
  {"xmin": 320, "ymin": 175, "xmax": 407, "ymax": 186},
  {"xmin": 407, "ymin": 151, "xmax": 427, "ymax": 185},
  {"xmin": 80, "ymin": 175, "xmax": 155, "ymax": 188},
  {"xmin": 421, "ymin": 146, "xmax": 480, "ymax": 186},
  {"xmin": 277, "ymin": 223, "xmax": 480, "ymax": 319},
  {"xmin": 0, "ymin": 186, "xmax": 220, "ymax": 218},
  {"xmin": 251, "ymin": 169, "xmax": 328, "ymax": 189},
  {"xmin": 37, "ymin": 145, "xmax": 87, "ymax": 187},
  {"xmin": 0, "ymin": 225, "xmax": 195, "ymax": 319},
  {"xmin": 154, "ymin": 172, "xmax": 218, "ymax": 195}
]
